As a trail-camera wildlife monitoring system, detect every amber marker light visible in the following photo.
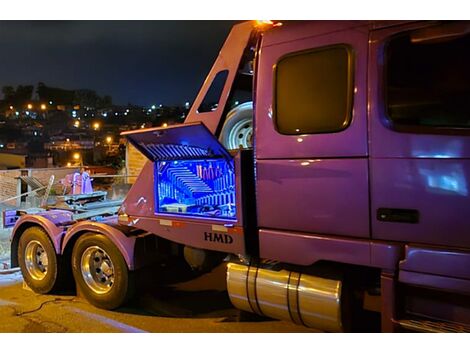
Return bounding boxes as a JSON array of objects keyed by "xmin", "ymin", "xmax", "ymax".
[{"xmin": 255, "ymin": 20, "xmax": 283, "ymax": 28}]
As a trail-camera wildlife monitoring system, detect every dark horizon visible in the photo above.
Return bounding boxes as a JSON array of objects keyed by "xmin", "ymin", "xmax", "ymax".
[{"xmin": 0, "ymin": 20, "xmax": 237, "ymax": 107}]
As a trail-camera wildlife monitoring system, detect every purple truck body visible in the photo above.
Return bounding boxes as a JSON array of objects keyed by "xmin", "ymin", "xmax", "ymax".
[{"xmin": 10, "ymin": 20, "xmax": 470, "ymax": 331}]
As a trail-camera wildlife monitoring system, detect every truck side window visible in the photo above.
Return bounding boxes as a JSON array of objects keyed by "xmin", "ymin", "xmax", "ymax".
[
  {"xmin": 274, "ymin": 45, "xmax": 353, "ymax": 135},
  {"xmin": 197, "ymin": 70, "xmax": 229, "ymax": 113},
  {"xmin": 385, "ymin": 24, "xmax": 470, "ymax": 131}
]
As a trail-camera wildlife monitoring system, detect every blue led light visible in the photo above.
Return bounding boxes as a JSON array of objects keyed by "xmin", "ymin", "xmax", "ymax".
[{"xmin": 156, "ymin": 159, "xmax": 236, "ymax": 219}]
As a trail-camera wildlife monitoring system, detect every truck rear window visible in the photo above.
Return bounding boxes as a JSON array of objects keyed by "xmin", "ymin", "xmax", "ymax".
[
  {"xmin": 385, "ymin": 24, "xmax": 470, "ymax": 131},
  {"xmin": 274, "ymin": 45, "xmax": 353, "ymax": 135}
]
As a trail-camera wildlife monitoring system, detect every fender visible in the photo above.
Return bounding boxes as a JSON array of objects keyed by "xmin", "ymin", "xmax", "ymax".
[
  {"xmin": 10, "ymin": 213, "xmax": 66, "ymax": 268},
  {"xmin": 61, "ymin": 220, "xmax": 137, "ymax": 270},
  {"xmin": 11, "ymin": 214, "xmax": 65, "ymax": 254}
]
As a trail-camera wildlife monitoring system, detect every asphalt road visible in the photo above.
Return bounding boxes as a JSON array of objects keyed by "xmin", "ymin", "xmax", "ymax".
[{"xmin": 0, "ymin": 264, "xmax": 315, "ymax": 333}]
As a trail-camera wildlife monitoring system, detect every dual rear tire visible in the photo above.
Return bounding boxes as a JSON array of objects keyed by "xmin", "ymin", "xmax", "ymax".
[
  {"xmin": 71, "ymin": 233, "xmax": 133, "ymax": 310},
  {"xmin": 18, "ymin": 228, "xmax": 133, "ymax": 310}
]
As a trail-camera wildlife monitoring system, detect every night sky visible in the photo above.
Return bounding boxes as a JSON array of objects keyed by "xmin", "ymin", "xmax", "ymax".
[{"xmin": 0, "ymin": 21, "xmax": 237, "ymax": 107}]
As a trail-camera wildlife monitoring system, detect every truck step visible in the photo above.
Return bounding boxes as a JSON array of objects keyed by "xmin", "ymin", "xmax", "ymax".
[{"xmin": 396, "ymin": 318, "xmax": 470, "ymax": 333}]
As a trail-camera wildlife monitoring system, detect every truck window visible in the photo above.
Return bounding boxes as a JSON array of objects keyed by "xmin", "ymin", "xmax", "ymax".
[
  {"xmin": 274, "ymin": 45, "xmax": 353, "ymax": 135},
  {"xmin": 385, "ymin": 25, "xmax": 470, "ymax": 131},
  {"xmin": 197, "ymin": 70, "xmax": 229, "ymax": 113}
]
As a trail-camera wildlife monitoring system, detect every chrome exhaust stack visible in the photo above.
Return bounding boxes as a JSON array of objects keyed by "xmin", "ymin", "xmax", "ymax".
[{"xmin": 226, "ymin": 262, "xmax": 343, "ymax": 332}]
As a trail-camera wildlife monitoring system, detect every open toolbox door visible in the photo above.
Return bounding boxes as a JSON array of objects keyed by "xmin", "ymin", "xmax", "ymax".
[
  {"xmin": 122, "ymin": 122, "xmax": 232, "ymax": 162},
  {"xmin": 120, "ymin": 122, "xmax": 256, "ymax": 256}
]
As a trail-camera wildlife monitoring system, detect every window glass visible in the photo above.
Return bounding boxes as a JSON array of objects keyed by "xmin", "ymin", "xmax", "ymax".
[
  {"xmin": 275, "ymin": 46, "xmax": 352, "ymax": 135},
  {"xmin": 386, "ymin": 25, "xmax": 470, "ymax": 130},
  {"xmin": 197, "ymin": 70, "xmax": 229, "ymax": 113}
]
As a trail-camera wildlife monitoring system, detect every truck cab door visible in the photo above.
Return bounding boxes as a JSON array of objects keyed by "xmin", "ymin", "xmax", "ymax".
[
  {"xmin": 255, "ymin": 22, "xmax": 370, "ymax": 247},
  {"xmin": 369, "ymin": 21, "xmax": 470, "ymax": 248}
]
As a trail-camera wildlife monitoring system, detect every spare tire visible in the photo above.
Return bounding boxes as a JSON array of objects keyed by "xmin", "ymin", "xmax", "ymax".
[{"xmin": 219, "ymin": 102, "xmax": 253, "ymax": 150}]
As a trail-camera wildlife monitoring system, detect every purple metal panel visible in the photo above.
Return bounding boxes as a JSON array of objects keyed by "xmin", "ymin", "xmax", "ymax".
[
  {"xmin": 261, "ymin": 21, "xmax": 369, "ymax": 48},
  {"xmin": 368, "ymin": 22, "xmax": 470, "ymax": 159},
  {"xmin": 256, "ymin": 21, "xmax": 369, "ymax": 159},
  {"xmin": 259, "ymin": 229, "xmax": 404, "ymax": 269},
  {"xmin": 257, "ymin": 159, "xmax": 369, "ymax": 238},
  {"xmin": 399, "ymin": 270, "xmax": 470, "ymax": 296},
  {"xmin": 61, "ymin": 220, "xmax": 137, "ymax": 270},
  {"xmin": 11, "ymin": 212, "xmax": 70, "ymax": 254},
  {"xmin": 27, "ymin": 209, "xmax": 73, "ymax": 226},
  {"xmin": 120, "ymin": 161, "xmax": 156, "ymax": 218},
  {"xmin": 259, "ymin": 229, "xmax": 371, "ymax": 267},
  {"xmin": 370, "ymin": 158, "xmax": 470, "ymax": 248},
  {"xmin": 399, "ymin": 245, "xmax": 470, "ymax": 280},
  {"xmin": 370, "ymin": 242, "xmax": 404, "ymax": 271},
  {"xmin": 120, "ymin": 216, "xmax": 245, "ymax": 255},
  {"xmin": 184, "ymin": 21, "xmax": 255, "ymax": 134}
]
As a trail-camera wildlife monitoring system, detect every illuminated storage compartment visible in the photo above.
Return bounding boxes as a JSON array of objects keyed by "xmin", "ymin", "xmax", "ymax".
[
  {"xmin": 156, "ymin": 158, "xmax": 236, "ymax": 219},
  {"xmin": 122, "ymin": 122, "xmax": 256, "ymax": 255},
  {"xmin": 123, "ymin": 122, "xmax": 247, "ymax": 222}
]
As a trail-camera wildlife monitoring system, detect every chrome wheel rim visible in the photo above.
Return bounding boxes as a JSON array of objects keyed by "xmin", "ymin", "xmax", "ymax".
[
  {"xmin": 81, "ymin": 246, "xmax": 115, "ymax": 294},
  {"xmin": 25, "ymin": 240, "xmax": 48, "ymax": 280},
  {"xmin": 225, "ymin": 118, "xmax": 253, "ymax": 150}
]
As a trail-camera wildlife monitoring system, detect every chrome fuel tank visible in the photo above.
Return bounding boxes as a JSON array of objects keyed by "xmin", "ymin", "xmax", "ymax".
[{"xmin": 227, "ymin": 262, "xmax": 343, "ymax": 332}]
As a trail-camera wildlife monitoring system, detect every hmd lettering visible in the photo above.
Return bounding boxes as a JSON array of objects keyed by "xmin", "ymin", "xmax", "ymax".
[{"xmin": 204, "ymin": 232, "xmax": 233, "ymax": 244}]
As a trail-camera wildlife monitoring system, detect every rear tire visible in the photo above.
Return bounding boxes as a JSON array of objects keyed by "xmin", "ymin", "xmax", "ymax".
[
  {"xmin": 18, "ymin": 226, "xmax": 62, "ymax": 294},
  {"xmin": 72, "ymin": 233, "xmax": 134, "ymax": 310}
]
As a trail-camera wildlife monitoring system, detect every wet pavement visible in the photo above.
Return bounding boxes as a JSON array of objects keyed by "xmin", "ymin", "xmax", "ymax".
[{"xmin": 0, "ymin": 264, "xmax": 316, "ymax": 333}]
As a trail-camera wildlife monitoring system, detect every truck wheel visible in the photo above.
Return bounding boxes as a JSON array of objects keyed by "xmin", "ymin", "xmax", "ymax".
[
  {"xmin": 219, "ymin": 101, "xmax": 253, "ymax": 150},
  {"xmin": 71, "ymin": 233, "xmax": 134, "ymax": 310},
  {"xmin": 18, "ymin": 226, "xmax": 60, "ymax": 294}
]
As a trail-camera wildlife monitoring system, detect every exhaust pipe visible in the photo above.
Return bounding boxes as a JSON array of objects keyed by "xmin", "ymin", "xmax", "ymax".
[{"xmin": 227, "ymin": 262, "xmax": 343, "ymax": 332}]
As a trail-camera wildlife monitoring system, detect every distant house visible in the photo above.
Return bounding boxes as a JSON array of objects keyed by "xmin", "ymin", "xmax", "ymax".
[{"xmin": 0, "ymin": 152, "xmax": 26, "ymax": 169}]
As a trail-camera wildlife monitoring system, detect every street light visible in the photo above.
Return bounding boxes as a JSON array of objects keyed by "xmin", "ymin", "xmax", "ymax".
[
  {"xmin": 72, "ymin": 152, "xmax": 82, "ymax": 166},
  {"xmin": 93, "ymin": 122, "xmax": 100, "ymax": 130},
  {"xmin": 40, "ymin": 104, "xmax": 47, "ymax": 110},
  {"xmin": 27, "ymin": 103, "xmax": 33, "ymax": 110},
  {"xmin": 106, "ymin": 136, "xmax": 113, "ymax": 152}
]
